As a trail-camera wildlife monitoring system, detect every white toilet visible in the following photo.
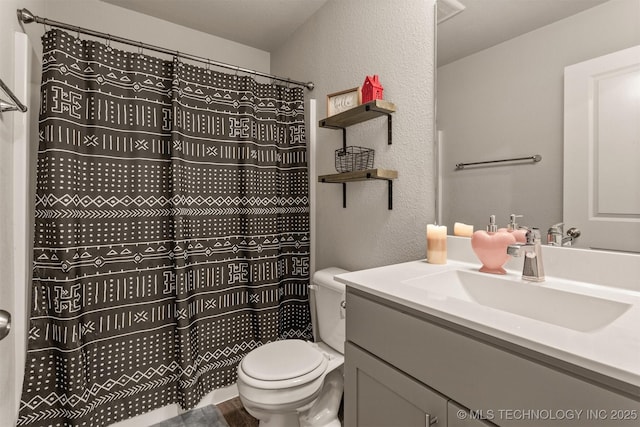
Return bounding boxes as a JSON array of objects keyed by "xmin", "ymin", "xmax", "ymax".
[{"xmin": 236, "ymin": 267, "xmax": 348, "ymax": 427}]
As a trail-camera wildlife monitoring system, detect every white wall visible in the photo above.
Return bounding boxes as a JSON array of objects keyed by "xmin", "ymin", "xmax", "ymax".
[
  {"xmin": 437, "ymin": 0, "xmax": 640, "ymax": 234},
  {"xmin": 272, "ymin": 0, "xmax": 437, "ymax": 272}
]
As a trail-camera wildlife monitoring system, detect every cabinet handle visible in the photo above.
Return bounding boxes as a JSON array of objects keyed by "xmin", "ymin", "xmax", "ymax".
[{"xmin": 425, "ymin": 414, "xmax": 438, "ymax": 426}]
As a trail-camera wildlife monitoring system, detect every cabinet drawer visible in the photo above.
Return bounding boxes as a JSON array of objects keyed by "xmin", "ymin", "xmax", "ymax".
[{"xmin": 346, "ymin": 290, "xmax": 640, "ymax": 426}]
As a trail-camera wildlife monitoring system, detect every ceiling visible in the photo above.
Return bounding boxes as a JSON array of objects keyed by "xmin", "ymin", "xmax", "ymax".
[
  {"xmin": 437, "ymin": 0, "xmax": 610, "ymax": 66},
  {"xmin": 100, "ymin": 0, "xmax": 329, "ymax": 52},
  {"xmin": 100, "ymin": 0, "xmax": 609, "ymax": 60}
]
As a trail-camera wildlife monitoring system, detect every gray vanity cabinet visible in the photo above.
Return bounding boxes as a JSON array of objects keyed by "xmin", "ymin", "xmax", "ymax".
[{"xmin": 344, "ymin": 288, "xmax": 639, "ymax": 427}]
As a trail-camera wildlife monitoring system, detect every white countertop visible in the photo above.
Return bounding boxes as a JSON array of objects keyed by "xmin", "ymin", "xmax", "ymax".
[{"xmin": 334, "ymin": 239, "xmax": 640, "ymax": 394}]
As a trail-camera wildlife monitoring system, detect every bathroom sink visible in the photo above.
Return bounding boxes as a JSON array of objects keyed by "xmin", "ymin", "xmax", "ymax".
[{"xmin": 402, "ymin": 270, "xmax": 631, "ymax": 332}]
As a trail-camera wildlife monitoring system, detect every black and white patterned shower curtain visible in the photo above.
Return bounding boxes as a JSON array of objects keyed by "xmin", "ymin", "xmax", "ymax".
[{"xmin": 18, "ymin": 29, "xmax": 311, "ymax": 427}]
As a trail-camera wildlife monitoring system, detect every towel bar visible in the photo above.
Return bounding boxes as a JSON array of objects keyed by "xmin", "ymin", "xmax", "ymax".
[{"xmin": 455, "ymin": 154, "xmax": 541, "ymax": 170}]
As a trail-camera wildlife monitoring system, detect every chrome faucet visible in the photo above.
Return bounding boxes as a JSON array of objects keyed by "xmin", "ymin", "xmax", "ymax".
[
  {"xmin": 507, "ymin": 228, "xmax": 545, "ymax": 282},
  {"xmin": 547, "ymin": 223, "xmax": 581, "ymax": 247}
]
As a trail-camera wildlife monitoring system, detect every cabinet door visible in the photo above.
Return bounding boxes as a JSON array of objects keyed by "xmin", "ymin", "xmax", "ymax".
[
  {"xmin": 448, "ymin": 401, "xmax": 496, "ymax": 427},
  {"xmin": 345, "ymin": 342, "xmax": 447, "ymax": 427}
]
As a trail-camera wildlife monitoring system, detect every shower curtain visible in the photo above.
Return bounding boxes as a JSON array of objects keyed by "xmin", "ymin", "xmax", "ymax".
[{"xmin": 18, "ymin": 29, "xmax": 311, "ymax": 427}]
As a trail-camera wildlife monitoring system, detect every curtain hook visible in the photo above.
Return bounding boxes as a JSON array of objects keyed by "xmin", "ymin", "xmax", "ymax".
[
  {"xmin": 137, "ymin": 41, "xmax": 143, "ymax": 56},
  {"xmin": 206, "ymin": 59, "xmax": 211, "ymax": 72},
  {"xmin": 106, "ymin": 34, "xmax": 111, "ymax": 48},
  {"xmin": 75, "ymin": 25, "xmax": 80, "ymax": 39}
]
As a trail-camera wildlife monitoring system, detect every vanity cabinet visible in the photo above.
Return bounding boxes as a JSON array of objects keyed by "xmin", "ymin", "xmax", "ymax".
[{"xmin": 344, "ymin": 288, "xmax": 640, "ymax": 427}]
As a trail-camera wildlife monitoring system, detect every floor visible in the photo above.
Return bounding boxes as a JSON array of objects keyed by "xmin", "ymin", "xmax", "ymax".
[
  {"xmin": 218, "ymin": 397, "xmax": 259, "ymax": 427},
  {"xmin": 150, "ymin": 404, "xmax": 235, "ymax": 427},
  {"xmin": 149, "ymin": 395, "xmax": 343, "ymax": 427},
  {"xmin": 217, "ymin": 396, "xmax": 344, "ymax": 427}
]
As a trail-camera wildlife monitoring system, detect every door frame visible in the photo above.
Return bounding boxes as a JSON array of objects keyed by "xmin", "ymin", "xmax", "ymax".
[{"xmin": 11, "ymin": 30, "xmax": 31, "ymax": 422}]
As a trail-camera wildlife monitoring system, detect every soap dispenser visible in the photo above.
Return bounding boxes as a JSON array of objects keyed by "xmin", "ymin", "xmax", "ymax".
[
  {"xmin": 471, "ymin": 215, "xmax": 517, "ymax": 275},
  {"xmin": 502, "ymin": 214, "xmax": 527, "ymax": 243}
]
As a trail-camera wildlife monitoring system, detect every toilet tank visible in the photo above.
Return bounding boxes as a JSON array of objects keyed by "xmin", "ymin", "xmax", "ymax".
[{"xmin": 312, "ymin": 268, "xmax": 349, "ymax": 354}]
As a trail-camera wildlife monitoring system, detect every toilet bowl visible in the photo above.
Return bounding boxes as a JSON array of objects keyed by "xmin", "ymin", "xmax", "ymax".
[{"xmin": 236, "ymin": 268, "xmax": 348, "ymax": 427}]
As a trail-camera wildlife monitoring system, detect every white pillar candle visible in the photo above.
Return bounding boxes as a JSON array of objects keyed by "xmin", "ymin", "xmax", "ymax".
[
  {"xmin": 427, "ymin": 224, "xmax": 447, "ymax": 264},
  {"xmin": 453, "ymin": 222, "xmax": 474, "ymax": 237}
]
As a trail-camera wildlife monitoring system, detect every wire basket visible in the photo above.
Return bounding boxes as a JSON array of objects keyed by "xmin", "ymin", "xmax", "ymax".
[{"xmin": 335, "ymin": 146, "xmax": 375, "ymax": 173}]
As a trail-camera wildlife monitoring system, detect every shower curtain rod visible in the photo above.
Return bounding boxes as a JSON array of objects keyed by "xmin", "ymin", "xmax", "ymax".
[{"xmin": 16, "ymin": 8, "xmax": 315, "ymax": 91}]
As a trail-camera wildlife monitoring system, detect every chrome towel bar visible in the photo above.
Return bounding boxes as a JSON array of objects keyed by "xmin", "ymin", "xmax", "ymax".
[{"xmin": 455, "ymin": 154, "xmax": 541, "ymax": 170}]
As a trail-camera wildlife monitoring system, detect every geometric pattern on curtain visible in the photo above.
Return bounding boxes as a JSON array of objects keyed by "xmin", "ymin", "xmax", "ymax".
[{"xmin": 18, "ymin": 29, "xmax": 311, "ymax": 427}]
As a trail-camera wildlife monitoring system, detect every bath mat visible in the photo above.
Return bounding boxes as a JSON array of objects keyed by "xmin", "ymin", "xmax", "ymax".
[{"xmin": 149, "ymin": 405, "xmax": 230, "ymax": 427}]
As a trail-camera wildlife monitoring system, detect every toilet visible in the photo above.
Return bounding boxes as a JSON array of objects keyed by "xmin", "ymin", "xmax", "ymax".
[{"xmin": 236, "ymin": 267, "xmax": 348, "ymax": 427}]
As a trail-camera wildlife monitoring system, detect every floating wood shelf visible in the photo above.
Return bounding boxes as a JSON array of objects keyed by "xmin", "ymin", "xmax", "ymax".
[
  {"xmin": 319, "ymin": 169, "xmax": 397, "ymax": 210},
  {"xmin": 319, "ymin": 99, "xmax": 396, "ymax": 128},
  {"xmin": 319, "ymin": 100, "xmax": 396, "ymax": 145},
  {"xmin": 318, "ymin": 100, "xmax": 398, "ymax": 209},
  {"xmin": 318, "ymin": 168, "xmax": 397, "ymax": 183}
]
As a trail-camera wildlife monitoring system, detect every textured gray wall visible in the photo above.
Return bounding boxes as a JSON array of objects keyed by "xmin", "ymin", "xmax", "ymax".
[{"xmin": 272, "ymin": 0, "xmax": 437, "ymax": 272}]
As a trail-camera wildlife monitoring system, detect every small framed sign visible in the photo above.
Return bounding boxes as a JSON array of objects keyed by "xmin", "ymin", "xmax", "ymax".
[{"xmin": 327, "ymin": 87, "xmax": 361, "ymax": 117}]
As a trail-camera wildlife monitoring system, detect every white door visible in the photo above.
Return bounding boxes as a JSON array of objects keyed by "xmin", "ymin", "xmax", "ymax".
[{"xmin": 564, "ymin": 45, "xmax": 640, "ymax": 253}]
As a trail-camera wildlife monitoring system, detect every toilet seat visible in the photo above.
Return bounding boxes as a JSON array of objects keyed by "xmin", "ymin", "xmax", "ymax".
[
  {"xmin": 238, "ymin": 340, "xmax": 329, "ymax": 390},
  {"xmin": 243, "ymin": 340, "xmax": 324, "ymax": 380}
]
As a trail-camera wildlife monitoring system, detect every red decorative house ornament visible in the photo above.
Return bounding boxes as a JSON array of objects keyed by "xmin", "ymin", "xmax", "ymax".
[{"xmin": 361, "ymin": 75, "xmax": 384, "ymax": 103}]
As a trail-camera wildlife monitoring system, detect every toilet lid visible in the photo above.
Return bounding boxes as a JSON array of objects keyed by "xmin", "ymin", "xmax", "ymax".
[{"xmin": 241, "ymin": 340, "xmax": 324, "ymax": 381}]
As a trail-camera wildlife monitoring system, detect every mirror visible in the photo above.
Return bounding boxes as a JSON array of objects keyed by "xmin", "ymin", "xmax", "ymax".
[{"xmin": 436, "ymin": 0, "xmax": 640, "ymax": 252}]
